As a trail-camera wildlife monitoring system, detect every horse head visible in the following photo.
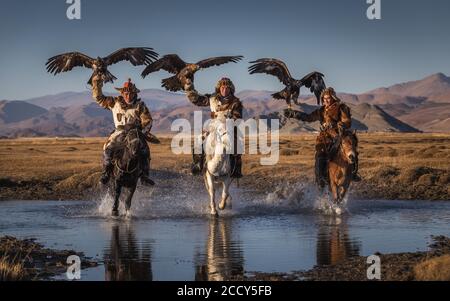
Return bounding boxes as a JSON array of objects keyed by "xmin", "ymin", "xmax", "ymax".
[
  {"xmin": 117, "ymin": 127, "xmax": 142, "ymax": 174},
  {"xmin": 205, "ymin": 119, "xmax": 232, "ymax": 157},
  {"xmin": 340, "ymin": 129, "xmax": 358, "ymax": 165},
  {"xmin": 204, "ymin": 119, "xmax": 233, "ymax": 178}
]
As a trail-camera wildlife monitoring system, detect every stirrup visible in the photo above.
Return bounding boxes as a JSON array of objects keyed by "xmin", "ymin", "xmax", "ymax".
[
  {"xmin": 191, "ymin": 163, "xmax": 202, "ymax": 175},
  {"xmin": 231, "ymin": 170, "xmax": 243, "ymax": 178},
  {"xmin": 352, "ymin": 173, "xmax": 362, "ymax": 182},
  {"xmin": 100, "ymin": 171, "xmax": 111, "ymax": 185},
  {"xmin": 140, "ymin": 175, "xmax": 155, "ymax": 186}
]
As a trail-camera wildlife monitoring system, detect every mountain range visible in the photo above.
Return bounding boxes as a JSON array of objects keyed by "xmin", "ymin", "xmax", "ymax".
[{"xmin": 1, "ymin": 73, "xmax": 450, "ymax": 137}]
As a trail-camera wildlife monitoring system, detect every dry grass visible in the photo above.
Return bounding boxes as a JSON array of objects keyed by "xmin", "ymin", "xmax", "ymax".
[
  {"xmin": 0, "ymin": 255, "xmax": 26, "ymax": 281},
  {"xmin": 0, "ymin": 133, "xmax": 449, "ymax": 200},
  {"xmin": 414, "ymin": 255, "xmax": 450, "ymax": 281}
]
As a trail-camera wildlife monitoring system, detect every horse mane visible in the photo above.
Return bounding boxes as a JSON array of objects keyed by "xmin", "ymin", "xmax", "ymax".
[{"xmin": 343, "ymin": 129, "xmax": 358, "ymax": 146}]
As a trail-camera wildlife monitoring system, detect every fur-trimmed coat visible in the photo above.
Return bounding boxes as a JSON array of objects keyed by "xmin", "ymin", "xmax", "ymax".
[
  {"xmin": 91, "ymin": 80, "xmax": 152, "ymax": 150},
  {"xmin": 185, "ymin": 84, "xmax": 243, "ymax": 121}
]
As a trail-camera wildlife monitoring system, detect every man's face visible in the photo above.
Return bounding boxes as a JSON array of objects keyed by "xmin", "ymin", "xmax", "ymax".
[
  {"xmin": 323, "ymin": 94, "xmax": 332, "ymax": 107},
  {"xmin": 121, "ymin": 91, "xmax": 134, "ymax": 104},
  {"xmin": 220, "ymin": 85, "xmax": 231, "ymax": 97}
]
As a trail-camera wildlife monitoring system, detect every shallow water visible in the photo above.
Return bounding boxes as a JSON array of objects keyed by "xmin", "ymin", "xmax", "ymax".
[{"xmin": 0, "ymin": 195, "xmax": 449, "ymax": 281}]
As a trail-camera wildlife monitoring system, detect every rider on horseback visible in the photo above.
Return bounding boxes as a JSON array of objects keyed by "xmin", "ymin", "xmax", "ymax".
[
  {"xmin": 284, "ymin": 87, "xmax": 361, "ymax": 188},
  {"xmin": 91, "ymin": 75, "xmax": 155, "ymax": 186},
  {"xmin": 183, "ymin": 77, "xmax": 243, "ymax": 178}
]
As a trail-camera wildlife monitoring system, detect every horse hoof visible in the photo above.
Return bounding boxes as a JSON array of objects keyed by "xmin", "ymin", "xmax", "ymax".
[
  {"xmin": 111, "ymin": 210, "xmax": 119, "ymax": 217},
  {"xmin": 218, "ymin": 196, "xmax": 231, "ymax": 210},
  {"xmin": 125, "ymin": 210, "xmax": 132, "ymax": 219},
  {"xmin": 210, "ymin": 211, "xmax": 218, "ymax": 217},
  {"xmin": 218, "ymin": 202, "xmax": 225, "ymax": 210}
]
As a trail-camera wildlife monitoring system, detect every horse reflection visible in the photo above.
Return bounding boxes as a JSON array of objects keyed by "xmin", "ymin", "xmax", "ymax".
[
  {"xmin": 195, "ymin": 218, "xmax": 244, "ymax": 281},
  {"xmin": 316, "ymin": 216, "xmax": 360, "ymax": 266},
  {"xmin": 104, "ymin": 223, "xmax": 153, "ymax": 281}
]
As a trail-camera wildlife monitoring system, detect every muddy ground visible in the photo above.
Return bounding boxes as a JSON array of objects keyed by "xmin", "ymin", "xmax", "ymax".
[
  {"xmin": 0, "ymin": 236, "xmax": 98, "ymax": 281},
  {"xmin": 0, "ymin": 133, "xmax": 449, "ymax": 201},
  {"xmin": 235, "ymin": 235, "xmax": 450, "ymax": 281}
]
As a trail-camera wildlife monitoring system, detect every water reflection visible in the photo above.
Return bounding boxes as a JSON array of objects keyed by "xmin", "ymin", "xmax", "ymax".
[
  {"xmin": 195, "ymin": 218, "xmax": 244, "ymax": 281},
  {"xmin": 103, "ymin": 222, "xmax": 153, "ymax": 281},
  {"xmin": 316, "ymin": 216, "xmax": 361, "ymax": 266}
]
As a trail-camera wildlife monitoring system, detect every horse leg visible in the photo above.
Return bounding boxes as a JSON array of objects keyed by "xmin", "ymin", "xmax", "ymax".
[
  {"xmin": 124, "ymin": 183, "xmax": 137, "ymax": 218},
  {"xmin": 112, "ymin": 181, "xmax": 122, "ymax": 216},
  {"xmin": 330, "ymin": 180, "xmax": 339, "ymax": 205},
  {"xmin": 205, "ymin": 172, "xmax": 218, "ymax": 217},
  {"xmin": 218, "ymin": 179, "xmax": 232, "ymax": 210}
]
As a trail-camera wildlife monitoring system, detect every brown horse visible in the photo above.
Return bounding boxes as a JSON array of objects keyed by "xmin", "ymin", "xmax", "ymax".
[
  {"xmin": 109, "ymin": 127, "xmax": 145, "ymax": 217},
  {"xmin": 327, "ymin": 130, "xmax": 358, "ymax": 205}
]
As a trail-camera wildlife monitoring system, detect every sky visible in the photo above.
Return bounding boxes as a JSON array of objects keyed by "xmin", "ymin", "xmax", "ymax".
[{"xmin": 0, "ymin": 0, "xmax": 449, "ymax": 100}]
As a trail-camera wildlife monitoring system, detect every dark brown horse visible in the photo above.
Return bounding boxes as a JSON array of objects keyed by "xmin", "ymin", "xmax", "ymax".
[
  {"xmin": 327, "ymin": 130, "xmax": 358, "ymax": 206},
  {"xmin": 109, "ymin": 127, "xmax": 146, "ymax": 217}
]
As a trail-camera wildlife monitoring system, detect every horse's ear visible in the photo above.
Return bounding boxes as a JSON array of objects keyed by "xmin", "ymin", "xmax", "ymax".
[{"xmin": 353, "ymin": 129, "xmax": 357, "ymax": 135}]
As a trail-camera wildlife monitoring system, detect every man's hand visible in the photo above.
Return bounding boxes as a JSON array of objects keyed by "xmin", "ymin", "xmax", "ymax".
[
  {"xmin": 283, "ymin": 108, "xmax": 295, "ymax": 119},
  {"xmin": 284, "ymin": 108, "xmax": 302, "ymax": 119},
  {"xmin": 283, "ymin": 109, "xmax": 309, "ymax": 121}
]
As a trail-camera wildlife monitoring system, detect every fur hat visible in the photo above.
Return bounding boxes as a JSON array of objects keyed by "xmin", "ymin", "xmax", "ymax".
[
  {"xmin": 115, "ymin": 78, "xmax": 140, "ymax": 94},
  {"xmin": 215, "ymin": 77, "xmax": 235, "ymax": 95},
  {"xmin": 320, "ymin": 87, "xmax": 339, "ymax": 104}
]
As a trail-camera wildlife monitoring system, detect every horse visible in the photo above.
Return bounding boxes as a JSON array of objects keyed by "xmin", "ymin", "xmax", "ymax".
[
  {"xmin": 327, "ymin": 129, "xmax": 358, "ymax": 206},
  {"xmin": 203, "ymin": 118, "xmax": 233, "ymax": 217},
  {"xmin": 108, "ymin": 127, "xmax": 146, "ymax": 217}
]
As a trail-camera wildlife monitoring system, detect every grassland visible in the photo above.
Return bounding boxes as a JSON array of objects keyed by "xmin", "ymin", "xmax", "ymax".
[{"xmin": 0, "ymin": 133, "xmax": 449, "ymax": 201}]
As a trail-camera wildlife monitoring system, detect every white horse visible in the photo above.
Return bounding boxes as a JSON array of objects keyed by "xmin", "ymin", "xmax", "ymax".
[{"xmin": 203, "ymin": 118, "xmax": 233, "ymax": 217}]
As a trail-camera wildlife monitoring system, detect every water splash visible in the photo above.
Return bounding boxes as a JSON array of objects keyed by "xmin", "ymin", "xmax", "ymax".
[
  {"xmin": 87, "ymin": 176, "xmax": 350, "ymax": 219},
  {"xmin": 265, "ymin": 181, "xmax": 350, "ymax": 216}
]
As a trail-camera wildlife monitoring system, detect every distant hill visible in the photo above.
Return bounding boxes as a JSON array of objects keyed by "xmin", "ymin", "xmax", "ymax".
[
  {"xmin": 0, "ymin": 100, "xmax": 47, "ymax": 124},
  {"xmin": 23, "ymin": 89, "xmax": 187, "ymax": 111},
  {"xmin": 258, "ymin": 103, "xmax": 419, "ymax": 134},
  {"xmin": 367, "ymin": 73, "xmax": 450, "ymax": 100},
  {"xmin": 1, "ymin": 72, "xmax": 450, "ymax": 136}
]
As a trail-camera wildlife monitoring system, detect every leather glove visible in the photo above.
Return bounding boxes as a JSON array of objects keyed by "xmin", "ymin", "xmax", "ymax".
[{"xmin": 283, "ymin": 108, "xmax": 296, "ymax": 119}]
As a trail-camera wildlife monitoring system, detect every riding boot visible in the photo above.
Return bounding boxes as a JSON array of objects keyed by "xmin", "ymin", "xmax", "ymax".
[
  {"xmin": 351, "ymin": 152, "xmax": 362, "ymax": 182},
  {"xmin": 100, "ymin": 148, "xmax": 114, "ymax": 185},
  {"xmin": 191, "ymin": 145, "xmax": 205, "ymax": 175},
  {"xmin": 315, "ymin": 155, "xmax": 328, "ymax": 189},
  {"xmin": 231, "ymin": 155, "xmax": 243, "ymax": 178},
  {"xmin": 140, "ymin": 156, "xmax": 155, "ymax": 186}
]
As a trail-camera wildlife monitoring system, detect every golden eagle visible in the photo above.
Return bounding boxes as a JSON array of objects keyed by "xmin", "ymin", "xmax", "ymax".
[
  {"xmin": 141, "ymin": 54, "xmax": 243, "ymax": 92},
  {"xmin": 46, "ymin": 47, "xmax": 158, "ymax": 85},
  {"xmin": 248, "ymin": 58, "xmax": 326, "ymax": 106}
]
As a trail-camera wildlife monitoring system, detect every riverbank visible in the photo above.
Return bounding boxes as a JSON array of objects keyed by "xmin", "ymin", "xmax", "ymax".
[
  {"xmin": 0, "ymin": 133, "xmax": 449, "ymax": 201},
  {"xmin": 0, "ymin": 236, "xmax": 98, "ymax": 280},
  {"xmin": 239, "ymin": 235, "xmax": 450, "ymax": 281}
]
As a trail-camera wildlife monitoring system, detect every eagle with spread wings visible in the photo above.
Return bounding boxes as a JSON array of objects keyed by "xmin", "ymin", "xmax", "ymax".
[
  {"xmin": 248, "ymin": 58, "xmax": 326, "ymax": 106},
  {"xmin": 141, "ymin": 54, "xmax": 243, "ymax": 92},
  {"xmin": 46, "ymin": 47, "xmax": 159, "ymax": 85}
]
